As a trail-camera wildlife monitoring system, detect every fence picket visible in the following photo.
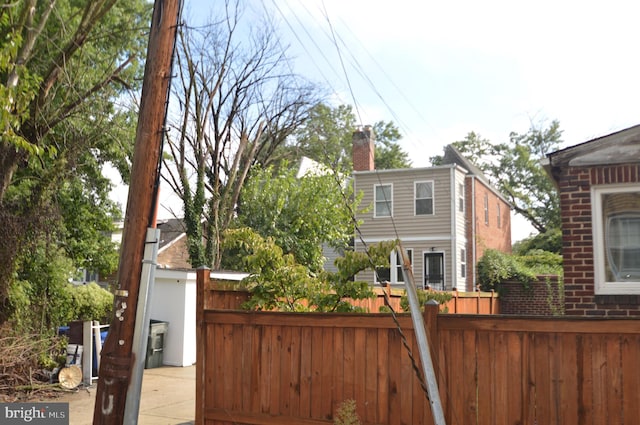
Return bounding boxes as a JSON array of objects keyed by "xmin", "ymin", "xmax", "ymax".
[{"xmin": 197, "ymin": 276, "xmax": 640, "ymax": 425}]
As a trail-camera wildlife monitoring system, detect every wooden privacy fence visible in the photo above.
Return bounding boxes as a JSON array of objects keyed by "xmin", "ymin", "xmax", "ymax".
[
  {"xmin": 204, "ymin": 274, "xmax": 499, "ymax": 314},
  {"xmin": 351, "ymin": 287, "xmax": 498, "ymax": 314},
  {"xmin": 196, "ymin": 269, "xmax": 640, "ymax": 424}
]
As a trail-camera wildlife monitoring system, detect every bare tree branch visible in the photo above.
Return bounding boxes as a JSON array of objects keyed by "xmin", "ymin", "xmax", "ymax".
[{"xmin": 162, "ymin": 1, "xmax": 319, "ymax": 268}]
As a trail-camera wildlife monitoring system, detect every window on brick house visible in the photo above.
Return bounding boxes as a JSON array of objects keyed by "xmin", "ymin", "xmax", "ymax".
[
  {"xmin": 497, "ymin": 203, "xmax": 501, "ymax": 228},
  {"xmin": 592, "ymin": 185, "xmax": 640, "ymax": 294},
  {"xmin": 483, "ymin": 193, "xmax": 489, "ymax": 225},
  {"xmin": 374, "ymin": 184, "xmax": 392, "ymax": 217}
]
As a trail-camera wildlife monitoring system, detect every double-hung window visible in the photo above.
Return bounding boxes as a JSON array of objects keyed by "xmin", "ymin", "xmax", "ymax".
[
  {"xmin": 592, "ymin": 184, "xmax": 640, "ymax": 294},
  {"xmin": 415, "ymin": 181, "xmax": 434, "ymax": 215},
  {"xmin": 376, "ymin": 248, "xmax": 413, "ymax": 284},
  {"xmin": 394, "ymin": 248, "xmax": 413, "ymax": 283},
  {"xmin": 374, "ymin": 184, "xmax": 392, "ymax": 217}
]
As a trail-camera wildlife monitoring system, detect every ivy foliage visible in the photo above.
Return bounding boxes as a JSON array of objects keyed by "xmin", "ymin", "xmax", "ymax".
[{"xmin": 477, "ymin": 249, "xmax": 562, "ymax": 292}]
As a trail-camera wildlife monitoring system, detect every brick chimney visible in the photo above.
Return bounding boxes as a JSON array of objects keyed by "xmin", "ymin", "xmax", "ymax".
[{"xmin": 352, "ymin": 125, "xmax": 375, "ymax": 171}]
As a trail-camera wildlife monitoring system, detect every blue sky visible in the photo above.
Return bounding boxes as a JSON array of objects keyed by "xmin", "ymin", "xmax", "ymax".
[
  {"xmin": 181, "ymin": 0, "xmax": 640, "ymax": 168},
  {"xmin": 115, "ymin": 0, "xmax": 640, "ymax": 241}
]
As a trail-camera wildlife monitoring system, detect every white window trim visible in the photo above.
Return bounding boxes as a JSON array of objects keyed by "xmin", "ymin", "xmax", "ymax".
[
  {"xmin": 460, "ymin": 248, "xmax": 467, "ymax": 279},
  {"xmin": 392, "ymin": 248, "xmax": 413, "ymax": 284},
  {"xmin": 592, "ymin": 184, "xmax": 640, "ymax": 295},
  {"xmin": 374, "ymin": 183, "xmax": 393, "ymax": 218},
  {"xmin": 458, "ymin": 183, "xmax": 465, "ymax": 213},
  {"xmin": 414, "ymin": 180, "xmax": 435, "ymax": 216}
]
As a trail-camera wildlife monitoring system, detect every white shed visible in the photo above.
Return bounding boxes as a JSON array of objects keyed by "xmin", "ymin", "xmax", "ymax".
[{"xmin": 149, "ymin": 268, "xmax": 248, "ymax": 367}]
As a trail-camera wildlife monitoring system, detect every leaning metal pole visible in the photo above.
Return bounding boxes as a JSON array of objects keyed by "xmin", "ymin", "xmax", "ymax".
[
  {"xmin": 397, "ymin": 246, "xmax": 447, "ymax": 425},
  {"xmin": 123, "ymin": 227, "xmax": 160, "ymax": 423}
]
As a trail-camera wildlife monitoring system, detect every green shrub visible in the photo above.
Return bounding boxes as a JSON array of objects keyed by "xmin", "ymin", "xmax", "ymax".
[
  {"xmin": 399, "ymin": 289, "xmax": 453, "ymax": 312},
  {"xmin": 476, "ymin": 249, "xmax": 548, "ymax": 292},
  {"xmin": 66, "ymin": 283, "xmax": 114, "ymax": 324},
  {"xmin": 10, "ymin": 243, "xmax": 75, "ymax": 335}
]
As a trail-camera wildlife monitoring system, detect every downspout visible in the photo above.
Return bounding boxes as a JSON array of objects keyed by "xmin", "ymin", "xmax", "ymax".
[
  {"xmin": 450, "ymin": 166, "xmax": 456, "ymax": 291},
  {"xmin": 471, "ymin": 176, "xmax": 477, "ymax": 290}
]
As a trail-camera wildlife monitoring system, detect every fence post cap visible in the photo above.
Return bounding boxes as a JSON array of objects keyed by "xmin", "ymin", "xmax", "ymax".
[{"xmin": 426, "ymin": 299, "xmax": 440, "ymax": 305}]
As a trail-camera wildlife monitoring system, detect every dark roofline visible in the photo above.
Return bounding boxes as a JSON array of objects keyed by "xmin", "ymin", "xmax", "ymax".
[
  {"xmin": 442, "ymin": 144, "xmax": 512, "ymax": 206},
  {"xmin": 546, "ymin": 124, "xmax": 640, "ymax": 166}
]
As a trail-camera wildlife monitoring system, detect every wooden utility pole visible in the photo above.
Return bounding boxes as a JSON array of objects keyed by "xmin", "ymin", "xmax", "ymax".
[{"xmin": 93, "ymin": 1, "xmax": 181, "ymax": 423}]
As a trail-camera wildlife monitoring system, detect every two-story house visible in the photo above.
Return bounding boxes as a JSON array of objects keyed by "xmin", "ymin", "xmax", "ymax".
[{"xmin": 352, "ymin": 127, "xmax": 511, "ymax": 291}]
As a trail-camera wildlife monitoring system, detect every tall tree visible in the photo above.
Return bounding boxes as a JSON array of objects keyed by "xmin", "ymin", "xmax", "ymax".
[
  {"xmin": 373, "ymin": 121, "xmax": 411, "ymax": 170},
  {"xmin": 0, "ymin": 0, "xmax": 151, "ymax": 323},
  {"xmin": 432, "ymin": 120, "xmax": 563, "ymax": 235},
  {"xmin": 286, "ymin": 103, "xmax": 411, "ymax": 173},
  {"xmin": 232, "ymin": 164, "xmax": 360, "ymax": 273},
  {"xmin": 162, "ymin": 1, "xmax": 318, "ymax": 269}
]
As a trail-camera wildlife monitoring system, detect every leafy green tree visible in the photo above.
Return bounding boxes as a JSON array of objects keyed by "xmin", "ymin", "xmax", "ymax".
[
  {"xmin": 232, "ymin": 164, "xmax": 360, "ymax": 273},
  {"xmin": 286, "ymin": 103, "xmax": 411, "ymax": 173},
  {"xmin": 0, "ymin": 0, "xmax": 151, "ymax": 324},
  {"xmin": 222, "ymin": 227, "xmax": 396, "ymax": 312},
  {"xmin": 57, "ymin": 175, "xmax": 121, "ymax": 278},
  {"xmin": 373, "ymin": 121, "xmax": 411, "ymax": 169},
  {"xmin": 432, "ymin": 121, "xmax": 562, "ymax": 236},
  {"xmin": 513, "ymin": 228, "xmax": 562, "ymax": 255},
  {"xmin": 10, "ymin": 240, "xmax": 75, "ymax": 335}
]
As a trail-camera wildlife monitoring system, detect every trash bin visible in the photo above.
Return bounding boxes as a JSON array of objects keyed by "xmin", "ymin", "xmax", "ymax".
[{"xmin": 145, "ymin": 319, "xmax": 168, "ymax": 369}]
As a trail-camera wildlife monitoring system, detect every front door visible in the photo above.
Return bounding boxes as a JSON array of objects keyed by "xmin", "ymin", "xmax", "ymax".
[{"xmin": 424, "ymin": 252, "xmax": 444, "ymax": 290}]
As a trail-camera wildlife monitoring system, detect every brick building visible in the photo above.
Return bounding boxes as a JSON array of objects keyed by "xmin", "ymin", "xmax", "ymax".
[{"xmin": 545, "ymin": 124, "xmax": 640, "ymax": 316}]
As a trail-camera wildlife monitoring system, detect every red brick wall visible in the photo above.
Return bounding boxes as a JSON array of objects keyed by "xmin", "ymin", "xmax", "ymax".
[
  {"xmin": 558, "ymin": 163, "xmax": 640, "ymax": 316},
  {"xmin": 472, "ymin": 178, "xmax": 512, "ymax": 262},
  {"xmin": 499, "ymin": 276, "xmax": 564, "ymax": 315},
  {"xmin": 464, "ymin": 180, "xmax": 473, "ymax": 290},
  {"xmin": 157, "ymin": 234, "xmax": 193, "ymax": 269}
]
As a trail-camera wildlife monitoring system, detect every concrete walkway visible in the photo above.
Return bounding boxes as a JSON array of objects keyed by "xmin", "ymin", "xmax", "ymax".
[{"xmin": 55, "ymin": 366, "xmax": 195, "ymax": 425}]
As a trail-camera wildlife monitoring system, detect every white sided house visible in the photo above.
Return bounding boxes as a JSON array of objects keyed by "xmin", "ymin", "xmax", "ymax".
[{"xmin": 352, "ymin": 127, "xmax": 512, "ymax": 291}]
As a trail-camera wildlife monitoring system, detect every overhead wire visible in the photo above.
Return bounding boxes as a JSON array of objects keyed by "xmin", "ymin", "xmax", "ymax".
[
  {"xmin": 315, "ymin": 0, "xmax": 438, "ymax": 407},
  {"xmin": 278, "ymin": 3, "xmax": 464, "ymax": 421},
  {"xmin": 319, "ymin": 0, "xmax": 364, "ymax": 125}
]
